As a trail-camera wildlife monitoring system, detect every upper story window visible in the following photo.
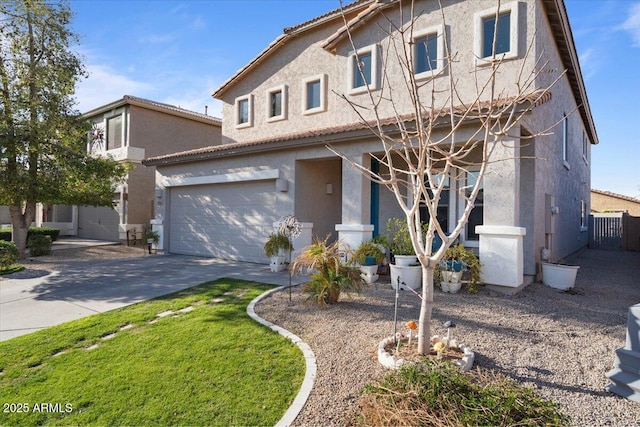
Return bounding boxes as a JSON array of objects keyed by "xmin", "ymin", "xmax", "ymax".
[
  {"xmin": 235, "ymin": 94, "xmax": 253, "ymax": 128},
  {"xmin": 474, "ymin": 1, "xmax": 520, "ymax": 63},
  {"xmin": 303, "ymin": 74, "xmax": 327, "ymax": 115},
  {"xmin": 413, "ymin": 25, "xmax": 445, "ymax": 78},
  {"xmin": 562, "ymin": 113, "xmax": 570, "ymax": 168},
  {"xmin": 348, "ymin": 44, "xmax": 378, "ymax": 94},
  {"xmin": 266, "ymin": 85, "xmax": 287, "ymax": 122},
  {"xmin": 107, "ymin": 115, "xmax": 123, "ymax": 150}
]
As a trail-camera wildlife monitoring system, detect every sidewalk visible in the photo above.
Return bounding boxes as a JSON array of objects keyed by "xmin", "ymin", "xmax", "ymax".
[{"xmin": 0, "ymin": 252, "xmax": 306, "ymax": 341}]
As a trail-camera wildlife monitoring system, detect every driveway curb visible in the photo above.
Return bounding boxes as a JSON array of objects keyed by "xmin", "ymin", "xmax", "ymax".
[{"xmin": 247, "ymin": 285, "xmax": 316, "ymax": 427}]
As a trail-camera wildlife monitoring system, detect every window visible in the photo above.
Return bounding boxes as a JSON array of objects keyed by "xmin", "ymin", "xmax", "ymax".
[
  {"xmin": 562, "ymin": 113, "xmax": 569, "ymax": 168},
  {"xmin": 474, "ymin": 1, "xmax": 519, "ymax": 62},
  {"xmin": 413, "ymin": 25, "xmax": 445, "ymax": 77},
  {"xmin": 580, "ymin": 200, "xmax": 587, "ymax": 231},
  {"xmin": 303, "ymin": 74, "xmax": 327, "ymax": 115},
  {"xmin": 464, "ymin": 172, "xmax": 483, "ymax": 242},
  {"xmin": 235, "ymin": 95, "xmax": 253, "ymax": 128},
  {"xmin": 106, "ymin": 115, "xmax": 123, "ymax": 150},
  {"xmin": 266, "ymin": 85, "xmax": 287, "ymax": 122},
  {"xmin": 420, "ymin": 174, "xmax": 452, "ymax": 234},
  {"xmin": 348, "ymin": 44, "xmax": 378, "ymax": 94}
]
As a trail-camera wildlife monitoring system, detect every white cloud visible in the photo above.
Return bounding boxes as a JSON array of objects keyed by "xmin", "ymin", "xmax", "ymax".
[
  {"xmin": 75, "ymin": 64, "xmax": 154, "ymax": 112},
  {"xmin": 620, "ymin": 2, "xmax": 640, "ymax": 47}
]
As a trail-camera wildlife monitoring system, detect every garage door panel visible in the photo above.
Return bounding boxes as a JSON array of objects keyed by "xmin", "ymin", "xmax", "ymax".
[{"xmin": 168, "ymin": 181, "xmax": 277, "ymax": 263}]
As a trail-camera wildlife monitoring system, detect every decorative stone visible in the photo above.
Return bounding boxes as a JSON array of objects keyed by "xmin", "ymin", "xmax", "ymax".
[{"xmin": 377, "ymin": 334, "xmax": 474, "ymax": 372}]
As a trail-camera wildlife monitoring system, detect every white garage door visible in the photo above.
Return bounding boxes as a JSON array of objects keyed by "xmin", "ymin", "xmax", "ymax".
[
  {"xmin": 168, "ymin": 181, "xmax": 277, "ymax": 263},
  {"xmin": 78, "ymin": 206, "xmax": 120, "ymax": 241}
]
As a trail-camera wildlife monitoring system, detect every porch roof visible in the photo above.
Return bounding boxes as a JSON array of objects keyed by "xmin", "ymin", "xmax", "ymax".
[{"xmin": 144, "ymin": 89, "xmax": 551, "ymax": 167}]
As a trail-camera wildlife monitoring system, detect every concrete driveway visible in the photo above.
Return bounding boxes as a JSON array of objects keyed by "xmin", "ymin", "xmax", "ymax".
[{"xmin": 0, "ymin": 254, "xmax": 305, "ymax": 341}]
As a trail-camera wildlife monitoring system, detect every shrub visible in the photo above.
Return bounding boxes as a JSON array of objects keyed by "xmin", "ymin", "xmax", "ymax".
[
  {"xmin": 290, "ymin": 238, "xmax": 366, "ymax": 305},
  {"xmin": 27, "ymin": 234, "xmax": 52, "ymax": 257},
  {"xmin": 354, "ymin": 360, "xmax": 569, "ymax": 426},
  {"xmin": 28, "ymin": 227, "xmax": 60, "ymax": 242},
  {"xmin": 0, "ymin": 241, "xmax": 19, "ymax": 270},
  {"xmin": 0, "ymin": 227, "xmax": 60, "ymax": 242},
  {"xmin": 350, "ymin": 240, "xmax": 385, "ymax": 266}
]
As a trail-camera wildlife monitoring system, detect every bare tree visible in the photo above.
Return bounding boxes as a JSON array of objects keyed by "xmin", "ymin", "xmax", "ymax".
[{"xmin": 330, "ymin": 0, "xmax": 563, "ymax": 354}]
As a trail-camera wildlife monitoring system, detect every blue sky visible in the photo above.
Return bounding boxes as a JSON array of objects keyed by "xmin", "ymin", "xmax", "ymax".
[{"xmin": 70, "ymin": 0, "xmax": 640, "ymax": 198}]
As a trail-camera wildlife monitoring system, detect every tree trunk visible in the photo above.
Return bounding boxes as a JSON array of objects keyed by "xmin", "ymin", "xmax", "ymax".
[
  {"xmin": 417, "ymin": 265, "xmax": 435, "ymax": 354},
  {"xmin": 9, "ymin": 202, "xmax": 36, "ymax": 259}
]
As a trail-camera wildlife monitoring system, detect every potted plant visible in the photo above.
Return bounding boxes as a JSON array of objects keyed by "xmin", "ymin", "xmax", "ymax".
[
  {"xmin": 263, "ymin": 232, "xmax": 293, "ymax": 272},
  {"xmin": 436, "ymin": 243, "xmax": 482, "ymax": 293},
  {"xmin": 144, "ymin": 230, "xmax": 160, "ymax": 254},
  {"xmin": 386, "ymin": 218, "xmax": 423, "ymax": 290},
  {"xmin": 350, "ymin": 240, "xmax": 386, "ymax": 284},
  {"xmin": 290, "ymin": 238, "xmax": 366, "ymax": 305}
]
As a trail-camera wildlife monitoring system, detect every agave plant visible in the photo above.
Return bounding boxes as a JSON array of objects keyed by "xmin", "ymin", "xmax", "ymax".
[{"xmin": 290, "ymin": 238, "xmax": 366, "ymax": 305}]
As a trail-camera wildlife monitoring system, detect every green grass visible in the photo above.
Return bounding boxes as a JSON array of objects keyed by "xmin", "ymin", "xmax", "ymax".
[
  {"xmin": 0, "ymin": 279, "xmax": 305, "ymax": 426},
  {"xmin": 0, "ymin": 265, "xmax": 25, "ymax": 276}
]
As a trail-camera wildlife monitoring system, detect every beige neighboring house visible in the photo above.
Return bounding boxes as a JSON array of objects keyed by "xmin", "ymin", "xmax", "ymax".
[
  {"xmin": 591, "ymin": 189, "xmax": 640, "ymax": 216},
  {"xmin": 144, "ymin": 0, "xmax": 597, "ymax": 293},
  {"xmin": 32, "ymin": 96, "xmax": 221, "ymax": 241}
]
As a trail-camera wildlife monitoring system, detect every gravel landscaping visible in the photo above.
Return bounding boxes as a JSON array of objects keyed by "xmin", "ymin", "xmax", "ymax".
[{"xmin": 255, "ymin": 249, "xmax": 640, "ymax": 427}]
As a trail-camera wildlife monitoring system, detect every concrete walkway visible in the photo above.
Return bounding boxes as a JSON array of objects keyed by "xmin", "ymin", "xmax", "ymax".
[{"xmin": 0, "ymin": 252, "xmax": 306, "ymax": 341}]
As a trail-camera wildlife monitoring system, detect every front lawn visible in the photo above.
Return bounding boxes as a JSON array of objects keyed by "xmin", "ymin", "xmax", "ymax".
[{"xmin": 0, "ymin": 279, "xmax": 304, "ymax": 426}]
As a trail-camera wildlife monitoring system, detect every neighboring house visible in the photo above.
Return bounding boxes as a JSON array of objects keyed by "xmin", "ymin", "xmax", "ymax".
[
  {"xmin": 144, "ymin": 0, "xmax": 597, "ymax": 292},
  {"xmin": 591, "ymin": 189, "xmax": 640, "ymax": 216},
  {"xmin": 39, "ymin": 96, "xmax": 221, "ymax": 241}
]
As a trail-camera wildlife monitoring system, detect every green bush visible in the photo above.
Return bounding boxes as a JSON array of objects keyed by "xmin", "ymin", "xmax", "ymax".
[
  {"xmin": 28, "ymin": 226, "xmax": 60, "ymax": 242},
  {"xmin": 27, "ymin": 234, "xmax": 52, "ymax": 257},
  {"xmin": 0, "ymin": 227, "xmax": 60, "ymax": 242},
  {"xmin": 0, "ymin": 240, "xmax": 19, "ymax": 270},
  {"xmin": 0, "ymin": 228, "xmax": 11, "ymax": 242}
]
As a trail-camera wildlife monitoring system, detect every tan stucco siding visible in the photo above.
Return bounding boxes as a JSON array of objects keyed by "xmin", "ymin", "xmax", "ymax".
[
  {"xmin": 591, "ymin": 193, "xmax": 640, "ymax": 216},
  {"xmin": 220, "ymin": 0, "xmax": 543, "ymax": 145},
  {"xmin": 128, "ymin": 106, "xmax": 221, "ymax": 158}
]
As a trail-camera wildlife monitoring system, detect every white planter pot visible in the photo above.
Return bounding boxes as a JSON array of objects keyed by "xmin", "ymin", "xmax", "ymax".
[
  {"xmin": 360, "ymin": 265, "xmax": 379, "ymax": 284},
  {"xmin": 390, "ymin": 264, "xmax": 421, "ymax": 290},
  {"xmin": 270, "ymin": 255, "xmax": 287, "ymax": 273},
  {"xmin": 441, "ymin": 271, "xmax": 463, "ymax": 293},
  {"xmin": 394, "ymin": 255, "xmax": 418, "ymax": 266},
  {"xmin": 542, "ymin": 262, "xmax": 579, "ymax": 290}
]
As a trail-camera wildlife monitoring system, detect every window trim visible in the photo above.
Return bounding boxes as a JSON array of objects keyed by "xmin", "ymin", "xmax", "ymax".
[
  {"xmin": 347, "ymin": 44, "xmax": 378, "ymax": 95},
  {"xmin": 266, "ymin": 85, "xmax": 288, "ymax": 123},
  {"xmin": 302, "ymin": 74, "xmax": 327, "ymax": 115},
  {"xmin": 412, "ymin": 24, "xmax": 445, "ymax": 79},
  {"xmin": 234, "ymin": 94, "xmax": 253, "ymax": 129},
  {"xmin": 580, "ymin": 200, "xmax": 588, "ymax": 232},
  {"xmin": 582, "ymin": 130, "xmax": 589, "ymax": 165},
  {"xmin": 474, "ymin": 1, "xmax": 520, "ymax": 65}
]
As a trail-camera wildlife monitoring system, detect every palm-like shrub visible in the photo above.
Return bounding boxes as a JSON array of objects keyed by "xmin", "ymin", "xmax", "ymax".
[{"xmin": 290, "ymin": 238, "xmax": 366, "ymax": 305}]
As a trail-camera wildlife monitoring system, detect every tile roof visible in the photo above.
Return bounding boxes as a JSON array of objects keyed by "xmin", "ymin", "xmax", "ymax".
[
  {"xmin": 82, "ymin": 95, "xmax": 222, "ymax": 126},
  {"xmin": 144, "ymin": 89, "xmax": 551, "ymax": 166},
  {"xmin": 592, "ymin": 189, "xmax": 640, "ymax": 204}
]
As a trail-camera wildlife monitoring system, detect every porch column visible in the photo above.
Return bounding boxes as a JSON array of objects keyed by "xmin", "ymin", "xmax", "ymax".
[
  {"xmin": 336, "ymin": 154, "xmax": 373, "ymax": 249},
  {"xmin": 477, "ymin": 136, "xmax": 526, "ymax": 291}
]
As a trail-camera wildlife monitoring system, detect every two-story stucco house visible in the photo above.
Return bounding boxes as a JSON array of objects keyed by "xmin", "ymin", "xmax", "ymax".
[
  {"xmin": 31, "ymin": 96, "xmax": 221, "ymax": 242},
  {"xmin": 144, "ymin": 0, "xmax": 597, "ymax": 292}
]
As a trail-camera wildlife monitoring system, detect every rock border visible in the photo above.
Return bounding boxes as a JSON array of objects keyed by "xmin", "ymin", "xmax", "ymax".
[
  {"xmin": 377, "ymin": 334, "xmax": 474, "ymax": 372},
  {"xmin": 247, "ymin": 286, "xmax": 316, "ymax": 427}
]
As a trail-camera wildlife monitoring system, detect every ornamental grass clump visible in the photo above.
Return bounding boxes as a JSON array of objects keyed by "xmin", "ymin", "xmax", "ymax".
[{"xmin": 353, "ymin": 360, "xmax": 569, "ymax": 426}]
